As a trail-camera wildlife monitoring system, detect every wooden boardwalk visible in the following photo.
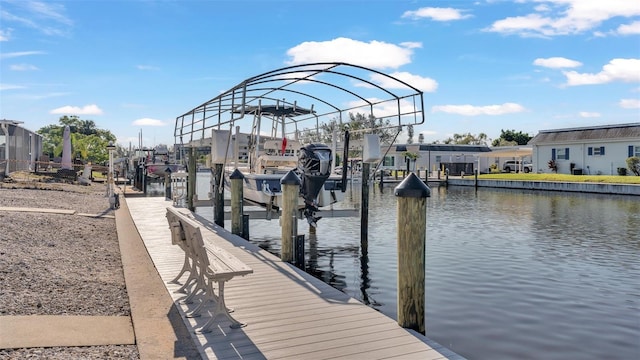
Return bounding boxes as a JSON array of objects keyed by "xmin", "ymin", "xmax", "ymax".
[{"xmin": 126, "ymin": 196, "xmax": 462, "ymax": 360}]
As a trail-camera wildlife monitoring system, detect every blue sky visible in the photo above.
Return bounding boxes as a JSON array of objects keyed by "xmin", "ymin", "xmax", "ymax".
[{"xmin": 1, "ymin": 0, "xmax": 639, "ymax": 147}]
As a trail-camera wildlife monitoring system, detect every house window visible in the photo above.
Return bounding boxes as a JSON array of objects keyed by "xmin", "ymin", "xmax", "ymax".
[
  {"xmin": 554, "ymin": 147, "xmax": 570, "ymax": 160},
  {"xmin": 588, "ymin": 146, "xmax": 605, "ymax": 156},
  {"xmin": 630, "ymin": 145, "xmax": 640, "ymax": 158},
  {"xmin": 435, "ymin": 155, "xmax": 442, "ymax": 163},
  {"xmin": 382, "ymin": 155, "xmax": 395, "ymax": 167}
]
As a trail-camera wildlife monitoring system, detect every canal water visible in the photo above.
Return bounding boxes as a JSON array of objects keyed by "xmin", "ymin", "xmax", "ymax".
[{"xmin": 194, "ymin": 173, "xmax": 639, "ymax": 360}]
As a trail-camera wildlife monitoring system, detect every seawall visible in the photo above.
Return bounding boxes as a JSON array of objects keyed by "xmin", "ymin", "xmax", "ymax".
[{"xmin": 441, "ymin": 178, "xmax": 640, "ymax": 196}]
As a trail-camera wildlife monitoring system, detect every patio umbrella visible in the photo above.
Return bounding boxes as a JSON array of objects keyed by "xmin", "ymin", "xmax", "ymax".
[{"xmin": 61, "ymin": 125, "xmax": 72, "ymax": 170}]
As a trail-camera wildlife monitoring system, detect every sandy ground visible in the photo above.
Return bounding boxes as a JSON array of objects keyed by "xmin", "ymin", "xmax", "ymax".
[{"xmin": 0, "ymin": 175, "xmax": 139, "ymax": 359}]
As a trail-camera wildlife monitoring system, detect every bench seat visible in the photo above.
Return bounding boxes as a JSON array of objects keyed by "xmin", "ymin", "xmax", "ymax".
[{"xmin": 166, "ymin": 207, "xmax": 253, "ymax": 332}]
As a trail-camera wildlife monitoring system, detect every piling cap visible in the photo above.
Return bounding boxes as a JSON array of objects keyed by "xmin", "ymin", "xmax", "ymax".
[
  {"xmin": 394, "ymin": 172, "xmax": 431, "ymax": 198},
  {"xmin": 229, "ymin": 168, "xmax": 244, "ymax": 179},
  {"xmin": 280, "ymin": 170, "xmax": 301, "ymax": 185}
]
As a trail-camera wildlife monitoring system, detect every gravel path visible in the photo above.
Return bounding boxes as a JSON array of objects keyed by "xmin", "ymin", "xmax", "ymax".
[{"xmin": 0, "ymin": 178, "xmax": 139, "ymax": 359}]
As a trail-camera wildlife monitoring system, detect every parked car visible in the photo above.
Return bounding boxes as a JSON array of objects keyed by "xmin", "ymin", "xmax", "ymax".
[{"xmin": 503, "ymin": 160, "xmax": 532, "ymax": 173}]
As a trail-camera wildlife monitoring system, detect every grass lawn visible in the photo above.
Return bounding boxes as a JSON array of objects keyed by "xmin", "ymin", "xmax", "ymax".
[{"xmin": 477, "ymin": 173, "xmax": 640, "ymax": 184}]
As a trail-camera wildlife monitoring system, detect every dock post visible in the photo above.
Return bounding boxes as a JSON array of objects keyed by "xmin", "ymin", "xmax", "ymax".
[
  {"xmin": 164, "ymin": 172, "xmax": 172, "ymax": 200},
  {"xmin": 475, "ymin": 168, "xmax": 479, "ymax": 189},
  {"xmin": 230, "ymin": 169, "xmax": 244, "ymax": 236},
  {"xmin": 187, "ymin": 147, "xmax": 196, "ymax": 211},
  {"xmin": 213, "ymin": 163, "xmax": 224, "ymax": 227},
  {"xmin": 280, "ymin": 170, "xmax": 300, "ymax": 263},
  {"xmin": 361, "ymin": 162, "xmax": 370, "ymax": 252},
  {"xmin": 394, "ymin": 172, "xmax": 430, "ymax": 335}
]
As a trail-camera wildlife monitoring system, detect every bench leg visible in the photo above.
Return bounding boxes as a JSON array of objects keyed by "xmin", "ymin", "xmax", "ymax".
[
  {"xmin": 168, "ymin": 254, "xmax": 191, "ymax": 284},
  {"xmin": 196, "ymin": 281, "xmax": 245, "ymax": 333},
  {"xmin": 181, "ymin": 275, "xmax": 206, "ymax": 304},
  {"xmin": 175, "ymin": 261, "xmax": 200, "ymax": 294}
]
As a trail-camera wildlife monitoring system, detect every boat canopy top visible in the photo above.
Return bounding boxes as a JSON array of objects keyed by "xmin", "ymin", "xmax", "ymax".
[{"xmin": 174, "ymin": 62, "xmax": 425, "ymax": 146}]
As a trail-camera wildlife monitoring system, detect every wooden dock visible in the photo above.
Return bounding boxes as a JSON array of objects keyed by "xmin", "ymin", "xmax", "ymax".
[{"xmin": 126, "ymin": 196, "xmax": 462, "ymax": 359}]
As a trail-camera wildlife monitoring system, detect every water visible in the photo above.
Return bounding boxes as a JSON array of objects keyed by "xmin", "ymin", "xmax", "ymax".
[{"xmin": 194, "ymin": 173, "xmax": 640, "ymax": 360}]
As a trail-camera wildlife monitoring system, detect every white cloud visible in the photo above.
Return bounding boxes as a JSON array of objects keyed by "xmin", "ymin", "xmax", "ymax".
[
  {"xmin": 0, "ymin": 29, "xmax": 11, "ymax": 41},
  {"xmin": 563, "ymin": 58, "xmax": 640, "ymax": 86},
  {"xmin": 0, "ymin": 84, "xmax": 26, "ymax": 91},
  {"xmin": 619, "ymin": 98, "xmax": 640, "ymax": 109},
  {"xmin": 136, "ymin": 65, "xmax": 160, "ymax": 71},
  {"xmin": 132, "ymin": 118, "xmax": 167, "ymax": 127},
  {"xmin": 533, "ymin": 57, "xmax": 582, "ymax": 69},
  {"xmin": 286, "ymin": 37, "xmax": 419, "ymax": 70},
  {"xmin": 431, "ymin": 102, "xmax": 526, "ymax": 116},
  {"xmin": 0, "ymin": 51, "xmax": 46, "ymax": 59},
  {"xmin": 1, "ymin": 1, "xmax": 72, "ymax": 36},
  {"xmin": 50, "ymin": 104, "xmax": 103, "ymax": 115},
  {"xmin": 579, "ymin": 111, "xmax": 601, "ymax": 118},
  {"xmin": 401, "ymin": 7, "xmax": 472, "ymax": 21},
  {"xmin": 368, "ymin": 72, "xmax": 438, "ymax": 92},
  {"xmin": 617, "ymin": 21, "xmax": 640, "ymax": 35},
  {"xmin": 10, "ymin": 63, "xmax": 39, "ymax": 71},
  {"xmin": 485, "ymin": 0, "xmax": 640, "ymax": 37}
]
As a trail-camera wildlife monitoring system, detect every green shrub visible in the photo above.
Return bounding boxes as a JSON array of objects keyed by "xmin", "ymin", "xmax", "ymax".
[{"xmin": 617, "ymin": 167, "xmax": 628, "ymax": 176}]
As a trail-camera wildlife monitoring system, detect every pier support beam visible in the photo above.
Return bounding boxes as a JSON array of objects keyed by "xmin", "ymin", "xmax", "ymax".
[
  {"xmin": 230, "ymin": 169, "xmax": 244, "ymax": 236},
  {"xmin": 394, "ymin": 172, "xmax": 430, "ymax": 335},
  {"xmin": 280, "ymin": 171, "xmax": 300, "ymax": 263}
]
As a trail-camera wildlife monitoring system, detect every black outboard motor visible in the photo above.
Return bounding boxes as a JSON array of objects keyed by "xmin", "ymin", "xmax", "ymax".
[{"xmin": 297, "ymin": 143, "xmax": 332, "ymax": 227}]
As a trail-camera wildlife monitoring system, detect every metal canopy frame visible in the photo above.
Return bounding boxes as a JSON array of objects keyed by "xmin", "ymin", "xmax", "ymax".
[{"xmin": 174, "ymin": 62, "xmax": 425, "ymax": 146}]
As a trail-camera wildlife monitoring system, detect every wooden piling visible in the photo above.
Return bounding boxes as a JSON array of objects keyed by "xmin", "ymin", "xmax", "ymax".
[
  {"xmin": 213, "ymin": 163, "xmax": 224, "ymax": 227},
  {"xmin": 187, "ymin": 147, "xmax": 196, "ymax": 211},
  {"xmin": 361, "ymin": 162, "xmax": 370, "ymax": 253},
  {"xmin": 280, "ymin": 170, "xmax": 300, "ymax": 263},
  {"xmin": 394, "ymin": 172, "xmax": 431, "ymax": 335},
  {"xmin": 230, "ymin": 169, "xmax": 244, "ymax": 236}
]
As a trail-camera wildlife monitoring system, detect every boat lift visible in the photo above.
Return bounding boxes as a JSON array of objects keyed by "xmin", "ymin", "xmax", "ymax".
[{"xmin": 173, "ymin": 62, "xmax": 426, "ymax": 222}]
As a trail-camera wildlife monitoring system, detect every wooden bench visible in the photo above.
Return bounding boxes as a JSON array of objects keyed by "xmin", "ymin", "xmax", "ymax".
[{"xmin": 166, "ymin": 207, "xmax": 253, "ymax": 332}]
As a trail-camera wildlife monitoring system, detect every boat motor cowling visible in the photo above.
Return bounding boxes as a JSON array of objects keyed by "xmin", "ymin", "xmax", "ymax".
[
  {"xmin": 297, "ymin": 144, "xmax": 332, "ymax": 226},
  {"xmin": 297, "ymin": 143, "xmax": 332, "ymax": 204}
]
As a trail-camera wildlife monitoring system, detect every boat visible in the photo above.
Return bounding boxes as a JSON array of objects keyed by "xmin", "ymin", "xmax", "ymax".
[
  {"xmin": 173, "ymin": 62, "xmax": 426, "ymax": 225},
  {"xmin": 221, "ymin": 103, "xmax": 348, "ymax": 226}
]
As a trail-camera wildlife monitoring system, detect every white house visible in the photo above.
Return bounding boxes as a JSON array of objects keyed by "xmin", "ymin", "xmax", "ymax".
[
  {"xmin": 528, "ymin": 123, "xmax": 640, "ymax": 175},
  {"xmin": 381, "ymin": 144, "xmax": 493, "ymax": 176}
]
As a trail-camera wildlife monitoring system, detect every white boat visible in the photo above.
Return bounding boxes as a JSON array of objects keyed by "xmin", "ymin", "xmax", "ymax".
[{"xmin": 222, "ymin": 104, "xmax": 348, "ymax": 226}]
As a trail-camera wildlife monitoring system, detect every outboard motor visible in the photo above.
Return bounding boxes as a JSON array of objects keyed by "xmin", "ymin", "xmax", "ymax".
[{"xmin": 297, "ymin": 144, "xmax": 332, "ymax": 227}]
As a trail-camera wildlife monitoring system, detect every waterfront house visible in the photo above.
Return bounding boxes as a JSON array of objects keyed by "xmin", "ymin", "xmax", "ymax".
[
  {"xmin": 528, "ymin": 123, "xmax": 640, "ymax": 175},
  {"xmin": 0, "ymin": 119, "xmax": 43, "ymax": 176},
  {"xmin": 381, "ymin": 144, "xmax": 492, "ymax": 176}
]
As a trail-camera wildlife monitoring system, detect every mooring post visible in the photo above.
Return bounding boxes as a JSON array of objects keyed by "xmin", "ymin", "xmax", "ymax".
[
  {"xmin": 164, "ymin": 172, "xmax": 171, "ymax": 200},
  {"xmin": 213, "ymin": 163, "xmax": 224, "ymax": 227},
  {"xmin": 394, "ymin": 172, "xmax": 431, "ymax": 335},
  {"xmin": 230, "ymin": 169, "xmax": 244, "ymax": 236},
  {"xmin": 361, "ymin": 162, "xmax": 370, "ymax": 252},
  {"xmin": 475, "ymin": 168, "xmax": 479, "ymax": 189},
  {"xmin": 187, "ymin": 147, "xmax": 196, "ymax": 211},
  {"xmin": 280, "ymin": 170, "xmax": 300, "ymax": 263}
]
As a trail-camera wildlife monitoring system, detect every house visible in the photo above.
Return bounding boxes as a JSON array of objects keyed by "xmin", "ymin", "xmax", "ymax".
[
  {"xmin": 381, "ymin": 144, "xmax": 493, "ymax": 176},
  {"xmin": 0, "ymin": 119, "xmax": 43, "ymax": 176},
  {"xmin": 528, "ymin": 123, "xmax": 640, "ymax": 175}
]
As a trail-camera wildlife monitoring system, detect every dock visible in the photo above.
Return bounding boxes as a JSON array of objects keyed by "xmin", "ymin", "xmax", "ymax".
[{"xmin": 126, "ymin": 196, "xmax": 462, "ymax": 359}]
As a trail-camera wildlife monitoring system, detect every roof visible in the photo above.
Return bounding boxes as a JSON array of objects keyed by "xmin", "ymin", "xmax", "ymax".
[
  {"xmin": 529, "ymin": 123, "xmax": 640, "ymax": 144},
  {"xmin": 395, "ymin": 144, "xmax": 492, "ymax": 153},
  {"xmin": 475, "ymin": 147, "xmax": 532, "ymax": 158}
]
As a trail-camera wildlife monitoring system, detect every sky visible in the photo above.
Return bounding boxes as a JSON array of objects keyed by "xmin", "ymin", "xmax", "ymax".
[{"xmin": 1, "ymin": 0, "xmax": 639, "ymax": 148}]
